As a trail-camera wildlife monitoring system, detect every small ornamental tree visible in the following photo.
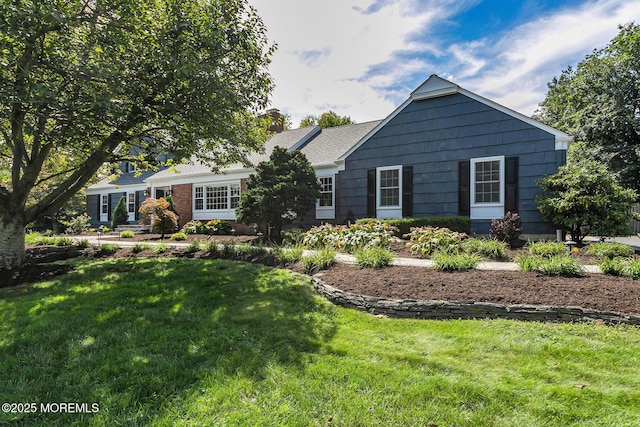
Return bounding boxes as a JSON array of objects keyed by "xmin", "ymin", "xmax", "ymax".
[
  {"xmin": 536, "ymin": 161, "xmax": 638, "ymax": 244},
  {"xmin": 138, "ymin": 197, "xmax": 178, "ymax": 239},
  {"xmin": 111, "ymin": 196, "xmax": 129, "ymax": 229},
  {"xmin": 236, "ymin": 146, "xmax": 321, "ymax": 239}
]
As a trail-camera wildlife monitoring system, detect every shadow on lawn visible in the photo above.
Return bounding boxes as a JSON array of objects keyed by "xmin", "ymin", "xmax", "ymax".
[{"xmin": 0, "ymin": 258, "xmax": 337, "ymax": 425}]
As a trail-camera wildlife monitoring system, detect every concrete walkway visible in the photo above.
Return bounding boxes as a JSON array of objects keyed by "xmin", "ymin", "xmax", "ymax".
[{"xmin": 72, "ymin": 235, "xmax": 606, "ymax": 274}]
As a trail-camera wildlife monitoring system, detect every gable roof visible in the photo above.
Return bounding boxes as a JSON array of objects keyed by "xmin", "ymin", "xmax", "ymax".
[{"xmin": 339, "ymin": 74, "xmax": 572, "ymax": 161}]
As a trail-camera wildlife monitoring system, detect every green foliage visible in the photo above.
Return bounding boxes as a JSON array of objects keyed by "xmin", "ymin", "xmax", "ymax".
[
  {"xmin": 170, "ymin": 232, "xmax": 187, "ymax": 241},
  {"xmin": 301, "ymin": 222, "xmax": 398, "ymax": 253},
  {"xmin": 302, "ymin": 247, "xmax": 336, "ymax": 273},
  {"xmin": 461, "ymin": 238, "xmax": 508, "ymax": 260},
  {"xmin": 237, "ymin": 146, "xmax": 320, "ymax": 238},
  {"xmin": 489, "ymin": 212, "xmax": 523, "ymax": 246},
  {"xmin": 119, "ymin": 230, "xmax": 135, "ymax": 239},
  {"xmin": 516, "ymin": 254, "xmax": 586, "ymax": 277},
  {"xmin": 185, "ymin": 240, "xmax": 202, "ymax": 253},
  {"xmin": 111, "ymin": 196, "xmax": 129, "ymax": 229},
  {"xmin": 139, "ymin": 197, "xmax": 178, "ymax": 238},
  {"xmin": 131, "ymin": 243, "xmax": 152, "ymax": 253},
  {"xmin": 587, "ymin": 242, "xmax": 635, "ymax": 259},
  {"xmin": 526, "ymin": 241, "xmax": 569, "ymax": 258},
  {"xmin": 181, "ymin": 220, "xmax": 204, "ymax": 235},
  {"xmin": 152, "ymin": 244, "xmax": 168, "ymax": 254},
  {"xmin": 404, "ymin": 227, "xmax": 468, "ymax": 257},
  {"xmin": 600, "ymin": 257, "xmax": 640, "ymax": 279},
  {"xmin": 537, "ymin": 161, "xmax": 638, "ymax": 244},
  {"xmin": 356, "ymin": 216, "xmax": 471, "ymax": 235},
  {"xmin": 354, "ymin": 247, "xmax": 395, "ymax": 269},
  {"xmin": 204, "ymin": 220, "xmax": 232, "ymax": 236},
  {"xmin": 299, "ymin": 110, "xmax": 355, "ymax": 128},
  {"xmin": 0, "ymin": 0, "xmax": 274, "ymax": 270},
  {"xmin": 432, "ymin": 252, "xmax": 481, "ymax": 271},
  {"xmin": 280, "ymin": 228, "xmax": 305, "ymax": 247},
  {"xmin": 535, "ymin": 23, "xmax": 640, "ymax": 193},
  {"xmin": 99, "ymin": 243, "xmax": 119, "ymax": 253},
  {"xmin": 273, "ymin": 246, "xmax": 304, "ymax": 264},
  {"xmin": 204, "ymin": 241, "xmax": 220, "ymax": 257},
  {"xmin": 63, "ymin": 213, "xmax": 92, "ymax": 235},
  {"xmin": 75, "ymin": 239, "xmax": 91, "ymax": 248}
]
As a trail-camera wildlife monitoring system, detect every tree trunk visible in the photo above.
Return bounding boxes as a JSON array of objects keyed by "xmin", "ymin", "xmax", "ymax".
[{"xmin": 0, "ymin": 214, "xmax": 26, "ymax": 271}]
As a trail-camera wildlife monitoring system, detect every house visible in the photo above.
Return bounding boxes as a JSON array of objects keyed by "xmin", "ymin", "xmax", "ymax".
[
  {"xmin": 86, "ymin": 75, "xmax": 571, "ymax": 237},
  {"xmin": 335, "ymin": 75, "xmax": 570, "ymax": 236}
]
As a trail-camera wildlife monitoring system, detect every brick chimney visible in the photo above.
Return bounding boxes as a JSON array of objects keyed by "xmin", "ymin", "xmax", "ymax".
[{"xmin": 264, "ymin": 108, "xmax": 285, "ymax": 134}]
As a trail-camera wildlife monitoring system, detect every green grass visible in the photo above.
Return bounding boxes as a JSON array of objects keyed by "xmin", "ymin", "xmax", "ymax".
[
  {"xmin": 273, "ymin": 246, "xmax": 304, "ymax": 264},
  {"xmin": 119, "ymin": 230, "xmax": 135, "ymax": 239},
  {"xmin": 527, "ymin": 241, "xmax": 570, "ymax": 258},
  {"xmin": 432, "ymin": 251, "xmax": 481, "ymax": 271},
  {"xmin": 587, "ymin": 242, "xmax": 635, "ymax": 259},
  {"xmin": 24, "ymin": 232, "xmax": 74, "ymax": 247},
  {"xmin": 170, "ymin": 232, "xmax": 187, "ymax": 241},
  {"xmin": 152, "ymin": 243, "xmax": 168, "ymax": 254},
  {"xmin": 131, "ymin": 243, "xmax": 152, "ymax": 253},
  {"xmin": 600, "ymin": 257, "xmax": 640, "ymax": 279},
  {"xmin": 462, "ymin": 238, "xmax": 508, "ymax": 260},
  {"xmin": 302, "ymin": 247, "xmax": 336, "ymax": 273},
  {"xmin": 1, "ymin": 259, "xmax": 640, "ymax": 426},
  {"xmin": 516, "ymin": 254, "xmax": 587, "ymax": 277}
]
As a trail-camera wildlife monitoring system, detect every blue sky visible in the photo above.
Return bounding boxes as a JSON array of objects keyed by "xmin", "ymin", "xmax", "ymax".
[{"xmin": 249, "ymin": 0, "xmax": 640, "ymax": 126}]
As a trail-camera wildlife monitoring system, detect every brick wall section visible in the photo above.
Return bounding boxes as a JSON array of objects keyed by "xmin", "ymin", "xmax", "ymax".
[
  {"xmin": 311, "ymin": 274, "xmax": 640, "ymax": 325},
  {"xmin": 171, "ymin": 183, "xmax": 192, "ymax": 228}
]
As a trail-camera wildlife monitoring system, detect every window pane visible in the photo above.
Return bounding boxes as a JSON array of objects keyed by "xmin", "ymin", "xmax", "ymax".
[
  {"xmin": 212, "ymin": 186, "xmax": 228, "ymax": 210},
  {"xmin": 379, "ymin": 169, "xmax": 400, "ymax": 207},
  {"xmin": 128, "ymin": 193, "xmax": 135, "ymax": 213},
  {"xmin": 319, "ymin": 177, "xmax": 333, "ymax": 207},
  {"xmin": 474, "ymin": 160, "xmax": 500, "ymax": 204},
  {"xmin": 230, "ymin": 184, "xmax": 240, "ymax": 209},
  {"xmin": 195, "ymin": 187, "xmax": 204, "ymax": 210}
]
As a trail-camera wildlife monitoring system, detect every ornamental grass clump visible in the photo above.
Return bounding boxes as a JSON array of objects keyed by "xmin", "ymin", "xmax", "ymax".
[
  {"xmin": 526, "ymin": 241, "xmax": 569, "ymax": 258},
  {"xmin": 171, "ymin": 232, "xmax": 187, "ymax": 241},
  {"xmin": 302, "ymin": 247, "xmax": 336, "ymax": 273},
  {"xmin": 600, "ymin": 257, "xmax": 640, "ymax": 279},
  {"xmin": 516, "ymin": 254, "xmax": 586, "ymax": 277},
  {"xmin": 432, "ymin": 252, "xmax": 481, "ymax": 272},
  {"xmin": 587, "ymin": 242, "xmax": 634, "ymax": 259},
  {"xmin": 119, "ymin": 230, "xmax": 135, "ymax": 239},
  {"xmin": 355, "ymin": 247, "xmax": 395, "ymax": 269},
  {"xmin": 404, "ymin": 227, "xmax": 467, "ymax": 257},
  {"xmin": 461, "ymin": 238, "xmax": 508, "ymax": 260}
]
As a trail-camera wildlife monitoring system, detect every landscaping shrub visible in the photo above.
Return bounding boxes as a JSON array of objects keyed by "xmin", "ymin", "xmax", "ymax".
[
  {"xmin": 120, "ymin": 230, "xmax": 135, "ymax": 239},
  {"xmin": 355, "ymin": 247, "xmax": 395, "ymax": 269},
  {"xmin": 432, "ymin": 252, "xmax": 481, "ymax": 272},
  {"xmin": 204, "ymin": 241, "xmax": 220, "ymax": 257},
  {"xmin": 302, "ymin": 247, "xmax": 336, "ymax": 273},
  {"xmin": 600, "ymin": 257, "xmax": 640, "ymax": 279},
  {"xmin": 132, "ymin": 243, "xmax": 152, "ymax": 253},
  {"xmin": 182, "ymin": 220, "xmax": 205, "ymax": 235},
  {"xmin": 461, "ymin": 238, "xmax": 508, "ymax": 260},
  {"xmin": 273, "ymin": 246, "xmax": 304, "ymax": 264},
  {"xmin": 301, "ymin": 222, "xmax": 397, "ymax": 253},
  {"xmin": 587, "ymin": 242, "xmax": 634, "ymax": 259},
  {"xmin": 75, "ymin": 239, "xmax": 91, "ymax": 248},
  {"xmin": 356, "ymin": 216, "xmax": 471, "ymax": 235},
  {"xmin": 281, "ymin": 228, "xmax": 305, "ymax": 247},
  {"xmin": 64, "ymin": 213, "xmax": 92, "ymax": 235},
  {"xmin": 204, "ymin": 219, "xmax": 233, "ymax": 235},
  {"xmin": 489, "ymin": 212, "xmax": 523, "ymax": 247},
  {"xmin": 526, "ymin": 241, "xmax": 569, "ymax": 258},
  {"xmin": 185, "ymin": 240, "xmax": 202, "ymax": 253},
  {"xmin": 53, "ymin": 237, "xmax": 73, "ymax": 246},
  {"xmin": 139, "ymin": 197, "xmax": 178, "ymax": 238},
  {"xmin": 404, "ymin": 227, "xmax": 467, "ymax": 257},
  {"xmin": 171, "ymin": 232, "xmax": 187, "ymax": 241},
  {"xmin": 516, "ymin": 254, "xmax": 586, "ymax": 277},
  {"xmin": 111, "ymin": 196, "xmax": 129, "ymax": 229},
  {"xmin": 99, "ymin": 243, "xmax": 119, "ymax": 253},
  {"xmin": 152, "ymin": 243, "xmax": 168, "ymax": 254}
]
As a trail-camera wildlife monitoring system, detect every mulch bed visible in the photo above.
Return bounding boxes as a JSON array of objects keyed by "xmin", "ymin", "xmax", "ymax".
[{"xmin": 318, "ymin": 264, "xmax": 640, "ymax": 315}]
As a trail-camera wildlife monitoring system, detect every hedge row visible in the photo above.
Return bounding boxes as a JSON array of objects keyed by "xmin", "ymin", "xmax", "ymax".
[{"xmin": 355, "ymin": 216, "xmax": 471, "ymax": 235}]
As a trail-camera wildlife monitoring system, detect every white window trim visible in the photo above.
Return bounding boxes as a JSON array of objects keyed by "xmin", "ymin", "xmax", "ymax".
[
  {"xmin": 192, "ymin": 181, "xmax": 240, "ymax": 221},
  {"xmin": 470, "ymin": 156, "xmax": 504, "ymax": 220},
  {"xmin": 127, "ymin": 192, "xmax": 136, "ymax": 222},
  {"xmin": 100, "ymin": 194, "xmax": 108, "ymax": 223},
  {"xmin": 376, "ymin": 165, "xmax": 402, "ymax": 219},
  {"xmin": 316, "ymin": 176, "xmax": 335, "ymax": 220}
]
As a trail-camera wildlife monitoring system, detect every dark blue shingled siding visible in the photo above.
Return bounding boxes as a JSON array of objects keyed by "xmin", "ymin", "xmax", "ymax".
[{"xmin": 338, "ymin": 93, "xmax": 565, "ymax": 234}]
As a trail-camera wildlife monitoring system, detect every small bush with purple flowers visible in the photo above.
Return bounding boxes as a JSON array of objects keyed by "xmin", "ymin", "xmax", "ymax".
[{"xmin": 489, "ymin": 212, "xmax": 523, "ymax": 247}]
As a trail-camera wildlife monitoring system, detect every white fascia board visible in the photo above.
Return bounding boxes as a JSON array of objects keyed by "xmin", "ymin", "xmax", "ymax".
[
  {"xmin": 458, "ymin": 87, "xmax": 573, "ymax": 150},
  {"xmin": 86, "ymin": 183, "xmax": 146, "ymax": 195},
  {"xmin": 146, "ymin": 169, "xmax": 253, "ymax": 186}
]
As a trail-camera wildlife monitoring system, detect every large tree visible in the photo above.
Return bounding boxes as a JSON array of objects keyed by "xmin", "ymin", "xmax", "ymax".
[
  {"xmin": 534, "ymin": 22, "xmax": 640, "ymax": 194},
  {"xmin": 236, "ymin": 146, "xmax": 320, "ymax": 239},
  {"xmin": 0, "ymin": 0, "xmax": 275, "ymax": 270},
  {"xmin": 299, "ymin": 110, "xmax": 355, "ymax": 128}
]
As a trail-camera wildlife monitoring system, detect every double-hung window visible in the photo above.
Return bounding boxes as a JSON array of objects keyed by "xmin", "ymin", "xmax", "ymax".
[
  {"xmin": 375, "ymin": 165, "xmax": 402, "ymax": 218},
  {"xmin": 193, "ymin": 182, "xmax": 241, "ymax": 220},
  {"xmin": 316, "ymin": 176, "xmax": 335, "ymax": 219},
  {"xmin": 470, "ymin": 156, "xmax": 504, "ymax": 219}
]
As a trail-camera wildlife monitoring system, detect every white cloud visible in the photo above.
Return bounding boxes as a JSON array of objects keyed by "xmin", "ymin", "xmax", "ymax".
[{"xmin": 249, "ymin": 0, "xmax": 640, "ymax": 125}]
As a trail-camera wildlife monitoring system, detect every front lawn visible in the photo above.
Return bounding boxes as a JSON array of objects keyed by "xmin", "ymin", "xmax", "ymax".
[{"xmin": 1, "ymin": 258, "xmax": 639, "ymax": 426}]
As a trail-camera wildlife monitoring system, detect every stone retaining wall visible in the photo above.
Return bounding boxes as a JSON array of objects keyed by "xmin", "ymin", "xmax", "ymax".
[{"xmin": 311, "ymin": 274, "xmax": 640, "ymax": 325}]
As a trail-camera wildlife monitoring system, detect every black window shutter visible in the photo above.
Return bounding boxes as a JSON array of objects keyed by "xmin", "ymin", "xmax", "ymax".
[
  {"xmin": 367, "ymin": 169, "xmax": 376, "ymax": 218},
  {"xmin": 135, "ymin": 192, "xmax": 140, "ymax": 221},
  {"xmin": 333, "ymin": 174, "xmax": 340, "ymax": 222},
  {"xmin": 458, "ymin": 161, "xmax": 470, "ymax": 216},
  {"xmin": 96, "ymin": 195, "xmax": 101, "ymax": 220},
  {"xmin": 505, "ymin": 156, "xmax": 519, "ymax": 214},
  {"xmin": 107, "ymin": 194, "xmax": 112, "ymax": 221},
  {"xmin": 402, "ymin": 166, "xmax": 413, "ymax": 217}
]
